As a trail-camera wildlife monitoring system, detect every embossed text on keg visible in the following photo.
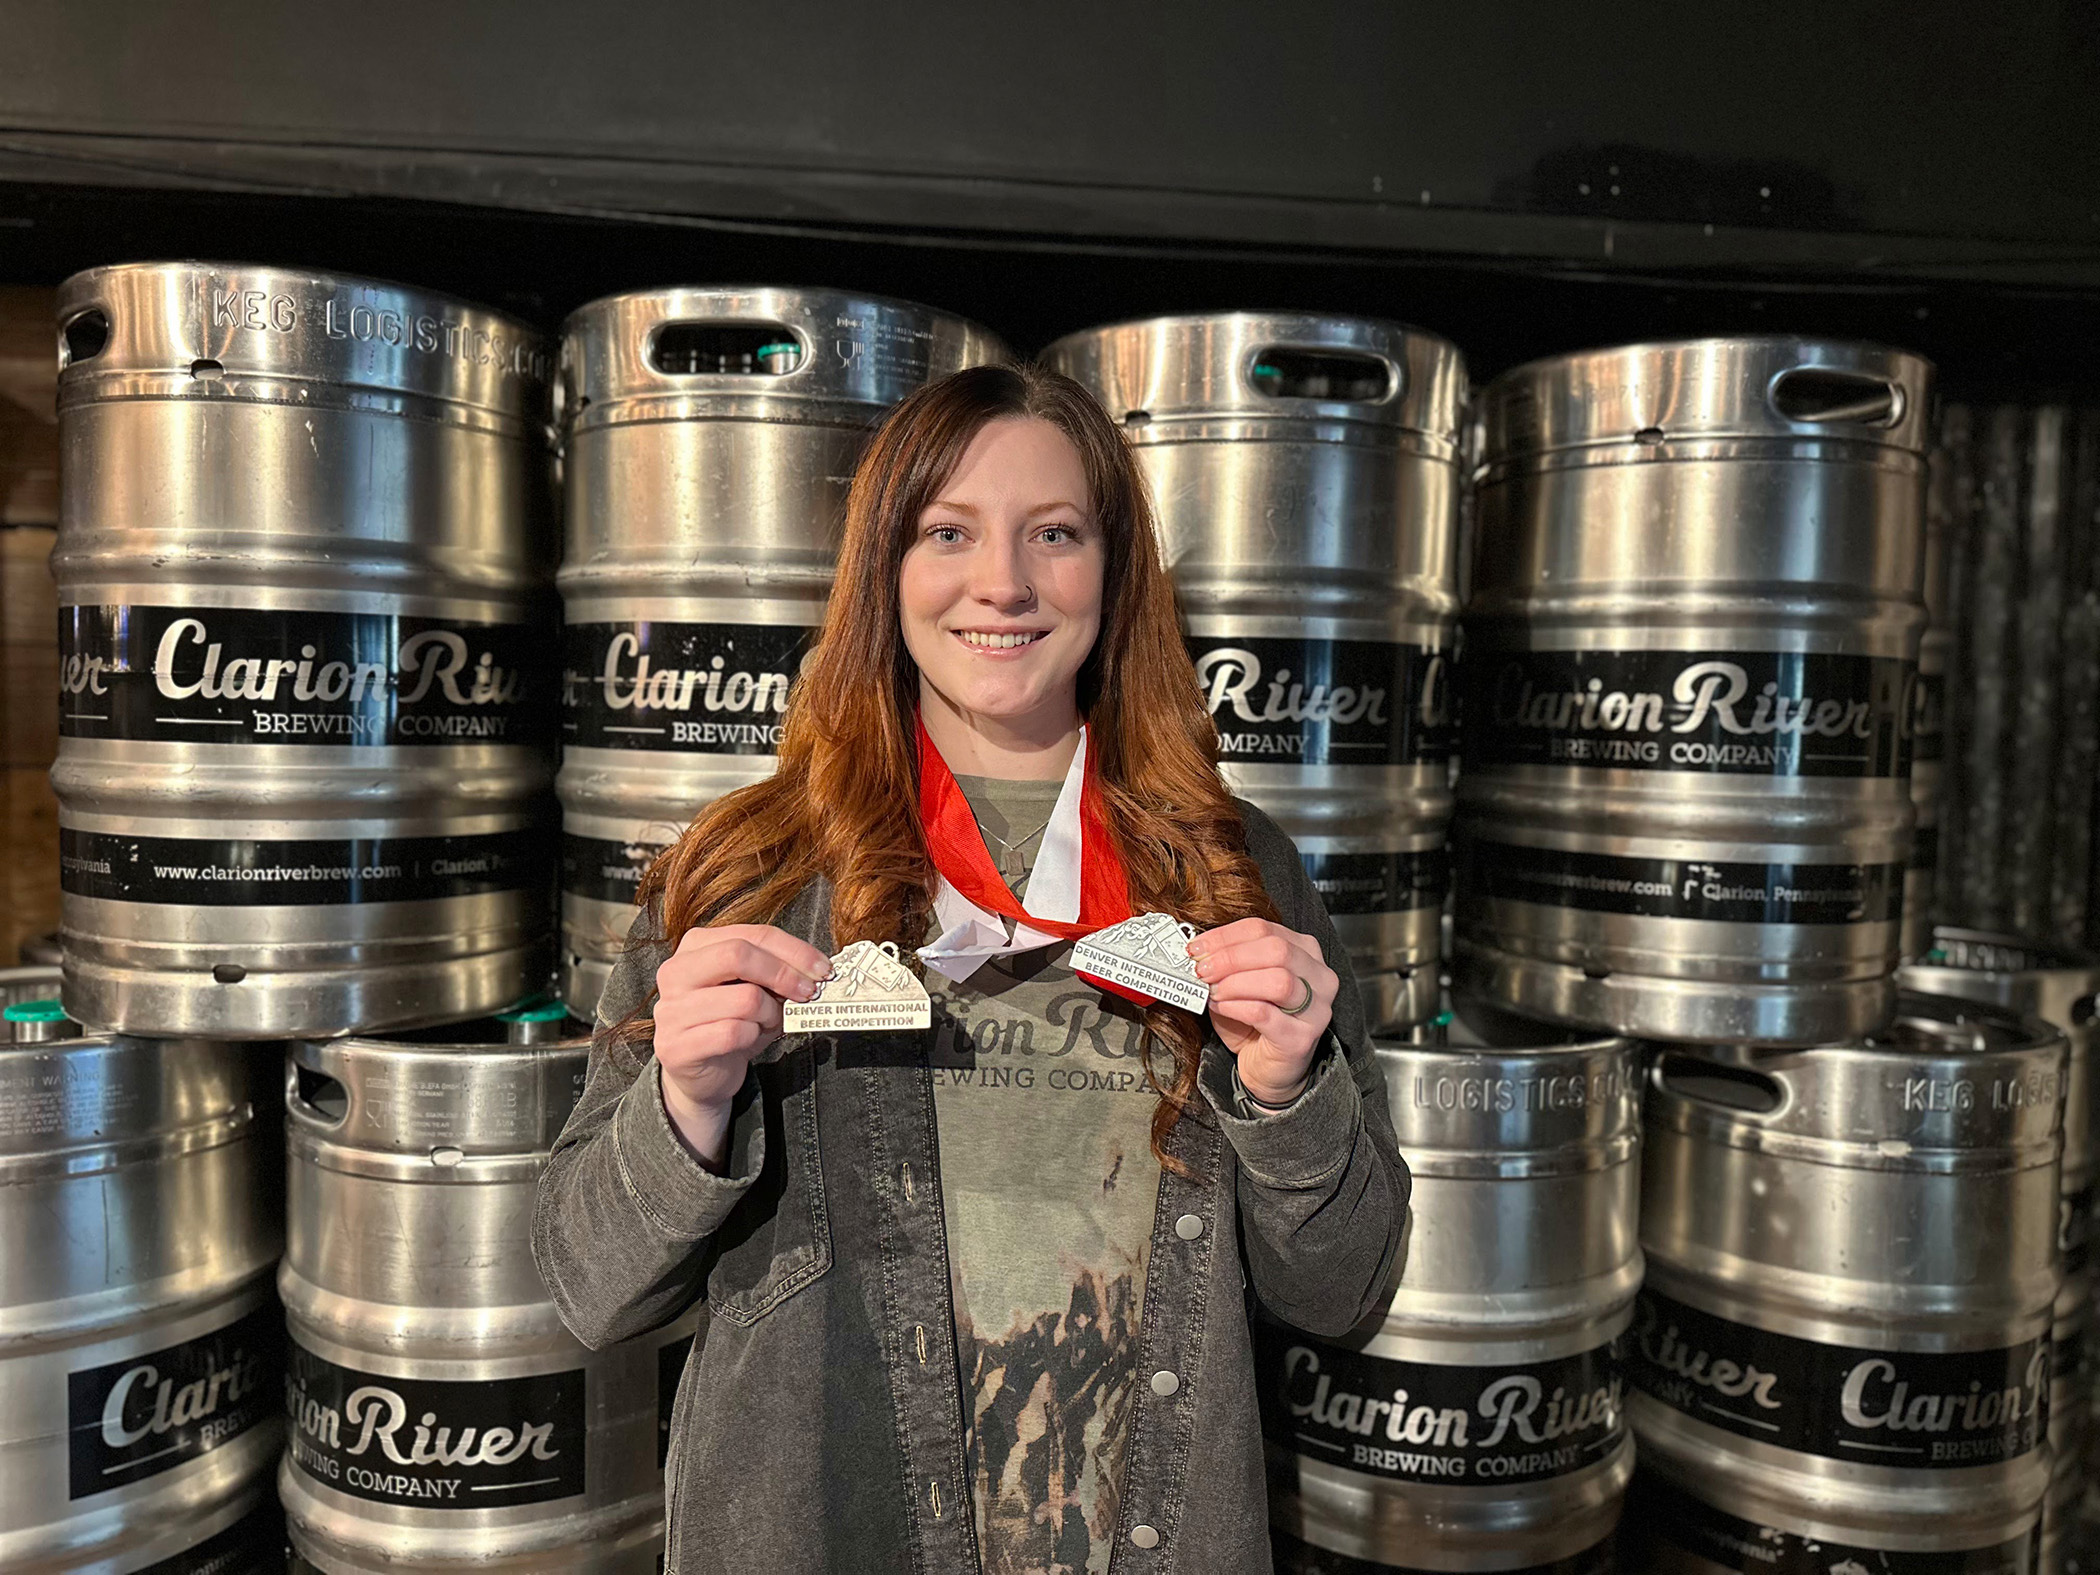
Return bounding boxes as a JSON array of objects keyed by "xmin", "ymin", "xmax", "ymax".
[
  {"xmin": 1462, "ymin": 648, "xmax": 1913, "ymax": 778},
  {"xmin": 66, "ymin": 1302, "xmax": 282, "ymax": 1497},
  {"xmin": 1411, "ymin": 1067, "xmax": 1626, "ymax": 1113},
  {"xmin": 562, "ymin": 621, "xmax": 814, "ymax": 753},
  {"xmin": 285, "ymin": 1344, "xmax": 585, "ymax": 1507},
  {"xmin": 1254, "ymin": 1318, "xmax": 1624, "ymax": 1485},
  {"xmin": 60, "ymin": 606, "xmax": 551, "ymax": 746},
  {"xmin": 1189, "ymin": 636, "xmax": 1453, "ymax": 764},
  {"xmin": 1626, "ymin": 1289, "xmax": 2047, "ymax": 1466}
]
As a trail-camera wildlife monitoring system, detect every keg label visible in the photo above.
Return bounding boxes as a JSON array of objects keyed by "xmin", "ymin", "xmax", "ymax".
[
  {"xmin": 1461, "ymin": 649, "xmax": 1912, "ymax": 778},
  {"xmin": 1253, "ymin": 1318, "xmax": 1624, "ymax": 1485},
  {"xmin": 1190, "ymin": 636, "xmax": 1453, "ymax": 765},
  {"xmin": 562, "ymin": 621, "xmax": 813, "ymax": 753},
  {"xmin": 563, "ymin": 831, "xmax": 672, "ymax": 907},
  {"xmin": 67, "ymin": 1302, "xmax": 280, "ymax": 1498},
  {"xmin": 1912, "ymin": 820, "xmax": 1941, "ymax": 874},
  {"xmin": 1626, "ymin": 1287, "xmax": 2047, "ymax": 1467},
  {"xmin": 658, "ymin": 1333, "xmax": 694, "ymax": 1468},
  {"xmin": 61, "ymin": 827, "xmax": 549, "ymax": 906},
  {"xmin": 285, "ymin": 1345, "xmax": 586, "ymax": 1506},
  {"xmin": 1457, "ymin": 837, "xmax": 1904, "ymax": 926},
  {"xmin": 1632, "ymin": 1471, "xmax": 2036, "ymax": 1574},
  {"xmin": 1300, "ymin": 849, "xmax": 1448, "ymax": 915},
  {"xmin": 60, "ymin": 606, "xmax": 550, "ymax": 746}
]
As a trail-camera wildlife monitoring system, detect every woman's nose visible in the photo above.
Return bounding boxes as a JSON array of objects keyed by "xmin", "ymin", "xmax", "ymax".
[{"xmin": 970, "ymin": 531, "xmax": 1033, "ymax": 606}]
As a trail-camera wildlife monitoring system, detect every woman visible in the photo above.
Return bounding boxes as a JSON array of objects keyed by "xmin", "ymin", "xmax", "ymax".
[{"xmin": 533, "ymin": 364, "xmax": 1409, "ymax": 1575}]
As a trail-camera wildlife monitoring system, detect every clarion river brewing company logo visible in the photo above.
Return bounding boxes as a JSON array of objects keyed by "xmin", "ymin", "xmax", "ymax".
[{"xmin": 1187, "ymin": 635, "xmax": 1452, "ymax": 765}]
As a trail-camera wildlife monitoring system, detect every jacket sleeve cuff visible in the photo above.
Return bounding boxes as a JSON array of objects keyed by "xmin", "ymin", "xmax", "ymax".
[
  {"xmin": 610, "ymin": 1057, "xmax": 765, "ymax": 1240},
  {"xmin": 1200, "ymin": 1034, "xmax": 1363, "ymax": 1189}
]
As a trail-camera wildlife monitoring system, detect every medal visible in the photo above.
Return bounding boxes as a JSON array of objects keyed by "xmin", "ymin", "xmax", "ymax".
[
  {"xmin": 782, "ymin": 940, "xmax": 933, "ymax": 1034},
  {"xmin": 1072, "ymin": 912, "xmax": 1211, "ymax": 1013}
]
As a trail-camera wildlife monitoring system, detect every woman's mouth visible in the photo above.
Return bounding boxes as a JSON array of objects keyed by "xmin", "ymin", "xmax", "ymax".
[{"xmin": 954, "ymin": 630, "xmax": 1048, "ymax": 650}]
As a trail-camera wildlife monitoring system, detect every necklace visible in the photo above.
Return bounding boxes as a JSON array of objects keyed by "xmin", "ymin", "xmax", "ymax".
[{"xmin": 979, "ymin": 815, "xmax": 1053, "ymax": 883}]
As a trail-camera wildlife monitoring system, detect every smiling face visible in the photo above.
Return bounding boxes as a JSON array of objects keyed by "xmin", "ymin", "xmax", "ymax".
[{"xmin": 899, "ymin": 416, "xmax": 1106, "ymax": 768}]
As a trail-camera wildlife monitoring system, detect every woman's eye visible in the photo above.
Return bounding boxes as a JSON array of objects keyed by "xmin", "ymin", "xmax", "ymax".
[
  {"xmin": 926, "ymin": 524, "xmax": 965, "ymax": 544},
  {"xmin": 1038, "ymin": 524, "xmax": 1079, "ymax": 545}
]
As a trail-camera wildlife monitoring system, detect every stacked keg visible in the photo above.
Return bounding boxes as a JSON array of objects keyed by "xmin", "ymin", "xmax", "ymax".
[
  {"xmin": 0, "ymin": 967, "xmax": 285, "ymax": 1575},
  {"xmin": 1903, "ymin": 932, "xmax": 2100, "ymax": 1571},
  {"xmin": 279, "ymin": 1010, "xmax": 698, "ymax": 1573},
  {"xmin": 1260, "ymin": 1005, "xmax": 1640, "ymax": 1574},
  {"xmin": 1044, "ymin": 313, "xmax": 1465, "ymax": 1033},
  {"xmin": 557, "ymin": 287, "xmax": 1006, "ymax": 1016}
]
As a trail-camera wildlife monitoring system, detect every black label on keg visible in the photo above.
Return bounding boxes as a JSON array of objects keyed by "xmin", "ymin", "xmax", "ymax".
[
  {"xmin": 137, "ymin": 1510, "xmax": 282, "ymax": 1575},
  {"xmin": 2061, "ymin": 1180, "xmax": 2094, "ymax": 1271},
  {"xmin": 1299, "ymin": 850, "xmax": 1447, "ymax": 915},
  {"xmin": 658, "ymin": 1333, "xmax": 694, "ymax": 1469},
  {"xmin": 1271, "ymin": 1527, "xmax": 1616, "ymax": 1575},
  {"xmin": 1460, "ymin": 649, "xmax": 1912, "ymax": 778},
  {"xmin": 284, "ymin": 1344, "xmax": 586, "ymax": 1507},
  {"xmin": 1914, "ymin": 664, "xmax": 1948, "ymax": 764},
  {"xmin": 1631, "ymin": 1470, "xmax": 2037, "ymax": 1574},
  {"xmin": 1912, "ymin": 819, "xmax": 1941, "ymax": 874},
  {"xmin": 1189, "ymin": 636, "xmax": 1453, "ymax": 766},
  {"xmin": 1457, "ymin": 837, "xmax": 1904, "ymax": 926},
  {"xmin": 1253, "ymin": 1317, "xmax": 1624, "ymax": 1486},
  {"xmin": 67, "ymin": 1302, "xmax": 281, "ymax": 1498},
  {"xmin": 60, "ymin": 605, "xmax": 551, "ymax": 746},
  {"xmin": 562, "ymin": 831, "xmax": 672, "ymax": 907},
  {"xmin": 61, "ymin": 827, "xmax": 550, "ymax": 906},
  {"xmin": 1625, "ymin": 1287, "xmax": 2047, "ymax": 1467},
  {"xmin": 562, "ymin": 621, "xmax": 813, "ymax": 753}
]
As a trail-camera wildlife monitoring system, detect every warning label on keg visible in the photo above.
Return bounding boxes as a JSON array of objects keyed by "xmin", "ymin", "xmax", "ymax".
[
  {"xmin": 284, "ymin": 1344, "xmax": 586, "ymax": 1507},
  {"xmin": 1630, "ymin": 1471, "xmax": 2037, "ymax": 1575},
  {"xmin": 60, "ymin": 827, "xmax": 550, "ymax": 906},
  {"xmin": 1299, "ymin": 849, "xmax": 1448, "ymax": 915},
  {"xmin": 1460, "ymin": 648, "xmax": 1912, "ymax": 778},
  {"xmin": 67, "ymin": 1302, "xmax": 280, "ymax": 1498},
  {"xmin": 1456, "ymin": 836, "xmax": 1904, "ymax": 926},
  {"xmin": 1625, "ymin": 1287, "xmax": 2047, "ymax": 1467},
  {"xmin": 1190, "ymin": 636, "xmax": 1453, "ymax": 765},
  {"xmin": 1253, "ymin": 1316, "xmax": 1624, "ymax": 1486},
  {"xmin": 60, "ymin": 606, "xmax": 551, "ymax": 746},
  {"xmin": 563, "ymin": 831, "xmax": 673, "ymax": 907},
  {"xmin": 658, "ymin": 1333, "xmax": 694, "ymax": 1468},
  {"xmin": 563, "ymin": 621, "xmax": 813, "ymax": 753}
]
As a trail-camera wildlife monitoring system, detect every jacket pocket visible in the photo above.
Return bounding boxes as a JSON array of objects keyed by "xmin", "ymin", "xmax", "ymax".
[{"xmin": 705, "ymin": 1056, "xmax": 832, "ymax": 1325}]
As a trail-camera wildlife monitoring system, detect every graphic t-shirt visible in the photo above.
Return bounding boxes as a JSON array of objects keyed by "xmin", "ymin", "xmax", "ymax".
[{"xmin": 930, "ymin": 773, "xmax": 1167, "ymax": 1575}]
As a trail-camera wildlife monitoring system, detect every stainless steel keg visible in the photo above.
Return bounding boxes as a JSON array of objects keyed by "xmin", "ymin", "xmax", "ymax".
[
  {"xmin": 1903, "ymin": 930, "xmax": 2100, "ymax": 1573},
  {"xmin": 1257, "ymin": 1009, "xmax": 1640, "ymax": 1568},
  {"xmin": 18, "ymin": 929, "xmax": 62, "ymax": 966},
  {"xmin": 1043, "ymin": 315, "xmax": 1465, "ymax": 1032},
  {"xmin": 53, "ymin": 262, "xmax": 557, "ymax": 1039},
  {"xmin": 556, "ymin": 287, "xmax": 1005, "ymax": 1017},
  {"xmin": 0, "ymin": 965, "xmax": 284, "ymax": 1575},
  {"xmin": 1630, "ymin": 993, "xmax": 2062, "ymax": 1562},
  {"xmin": 280, "ymin": 1012, "xmax": 699, "ymax": 1574},
  {"xmin": 1456, "ymin": 337, "xmax": 1935, "ymax": 1045}
]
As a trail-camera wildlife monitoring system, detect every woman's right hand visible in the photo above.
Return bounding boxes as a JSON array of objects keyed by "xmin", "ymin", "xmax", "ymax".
[{"xmin": 653, "ymin": 924, "xmax": 833, "ymax": 1168}]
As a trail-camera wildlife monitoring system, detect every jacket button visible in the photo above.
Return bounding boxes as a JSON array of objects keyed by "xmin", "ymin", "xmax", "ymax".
[
  {"xmin": 1130, "ymin": 1525, "xmax": 1160, "ymax": 1549},
  {"xmin": 1150, "ymin": 1369, "xmax": 1180, "ymax": 1397},
  {"xmin": 1174, "ymin": 1213, "xmax": 1203, "ymax": 1240}
]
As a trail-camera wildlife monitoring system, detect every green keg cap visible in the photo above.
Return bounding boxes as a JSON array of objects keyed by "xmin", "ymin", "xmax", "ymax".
[
  {"xmin": 4, "ymin": 998, "xmax": 69, "ymax": 1023},
  {"xmin": 497, "ymin": 999, "xmax": 571, "ymax": 1025},
  {"xmin": 1926, "ymin": 948, "xmax": 1949, "ymax": 964},
  {"xmin": 1432, "ymin": 1010, "xmax": 1454, "ymax": 1028}
]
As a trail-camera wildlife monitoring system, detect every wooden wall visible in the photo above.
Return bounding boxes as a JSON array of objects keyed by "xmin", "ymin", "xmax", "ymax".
[{"xmin": 1, "ymin": 287, "xmax": 58, "ymax": 964}]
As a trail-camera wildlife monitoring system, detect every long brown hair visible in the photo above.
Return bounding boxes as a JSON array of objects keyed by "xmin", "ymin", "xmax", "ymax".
[{"xmin": 634, "ymin": 363, "xmax": 1279, "ymax": 1167}]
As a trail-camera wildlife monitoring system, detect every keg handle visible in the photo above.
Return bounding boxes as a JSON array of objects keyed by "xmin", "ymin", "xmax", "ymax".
[
  {"xmin": 1767, "ymin": 367, "xmax": 1902, "ymax": 428},
  {"xmin": 647, "ymin": 319, "xmax": 807, "ymax": 379},
  {"xmin": 1654, "ymin": 1053, "xmax": 1785, "ymax": 1116},
  {"xmin": 286, "ymin": 1045, "xmax": 353, "ymax": 1128},
  {"xmin": 58, "ymin": 306, "xmax": 111, "ymax": 370},
  {"xmin": 1245, "ymin": 345, "xmax": 1400, "ymax": 404}
]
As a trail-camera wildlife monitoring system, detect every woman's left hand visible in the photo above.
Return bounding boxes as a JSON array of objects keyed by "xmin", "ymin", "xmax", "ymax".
[{"xmin": 1187, "ymin": 918, "xmax": 1339, "ymax": 1106}]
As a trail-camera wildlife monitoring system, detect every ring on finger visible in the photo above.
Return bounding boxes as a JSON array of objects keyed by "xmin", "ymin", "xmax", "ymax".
[{"xmin": 1281, "ymin": 974, "xmax": 1315, "ymax": 1015}]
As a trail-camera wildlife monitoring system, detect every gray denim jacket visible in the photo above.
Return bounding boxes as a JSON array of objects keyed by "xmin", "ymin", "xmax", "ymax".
[{"xmin": 531, "ymin": 801, "xmax": 1410, "ymax": 1575}]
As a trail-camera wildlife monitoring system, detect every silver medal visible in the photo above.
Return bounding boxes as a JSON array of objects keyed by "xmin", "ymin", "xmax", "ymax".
[
  {"xmin": 1071, "ymin": 912, "xmax": 1210, "ymax": 1013},
  {"xmin": 782, "ymin": 940, "xmax": 933, "ymax": 1034}
]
